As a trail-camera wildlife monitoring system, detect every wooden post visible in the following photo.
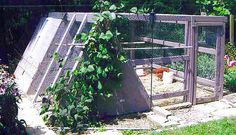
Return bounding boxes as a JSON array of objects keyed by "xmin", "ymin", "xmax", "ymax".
[
  {"xmin": 230, "ymin": 15, "xmax": 234, "ymax": 45},
  {"xmin": 130, "ymin": 22, "xmax": 136, "ymax": 59},
  {"xmin": 192, "ymin": 26, "xmax": 198, "ymax": 105},
  {"xmin": 215, "ymin": 25, "xmax": 225, "ymax": 100},
  {"xmin": 184, "ymin": 21, "xmax": 191, "ymax": 102},
  {"xmin": 188, "ymin": 18, "xmax": 198, "ymax": 105}
]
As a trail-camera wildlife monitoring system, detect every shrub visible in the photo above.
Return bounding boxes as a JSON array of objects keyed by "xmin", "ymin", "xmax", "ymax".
[
  {"xmin": 197, "ymin": 53, "xmax": 215, "ymax": 80},
  {"xmin": 224, "ymin": 42, "xmax": 236, "ymax": 92},
  {"xmin": 225, "ymin": 42, "xmax": 236, "ymax": 60},
  {"xmin": 0, "ymin": 64, "xmax": 26, "ymax": 134},
  {"xmin": 224, "ymin": 63, "xmax": 236, "ymax": 92}
]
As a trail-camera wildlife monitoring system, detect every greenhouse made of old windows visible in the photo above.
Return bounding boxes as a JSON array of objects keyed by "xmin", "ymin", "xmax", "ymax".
[{"xmin": 15, "ymin": 12, "xmax": 227, "ymax": 115}]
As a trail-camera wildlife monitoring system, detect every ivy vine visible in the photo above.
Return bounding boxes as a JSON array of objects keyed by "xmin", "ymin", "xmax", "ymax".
[{"xmin": 40, "ymin": 1, "xmax": 126, "ymax": 132}]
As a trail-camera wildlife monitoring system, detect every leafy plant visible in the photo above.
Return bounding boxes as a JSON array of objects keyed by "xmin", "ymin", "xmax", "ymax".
[
  {"xmin": 40, "ymin": 1, "xmax": 126, "ymax": 132},
  {"xmin": 225, "ymin": 42, "xmax": 236, "ymax": 60},
  {"xmin": 224, "ymin": 66, "xmax": 236, "ymax": 92},
  {"xmin": 197, "ymin": 53, "xmax": 215, "ymax": 79},
  {"xmin": 0, "ymin": 64, "xmax": 26, "ymax": 135},
  {"xmin": 196, "ymin": 0, "xmax": 230, "ymax": 15}
]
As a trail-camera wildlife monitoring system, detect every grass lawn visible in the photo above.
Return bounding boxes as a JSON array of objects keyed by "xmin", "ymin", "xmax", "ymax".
[{"xmin": 122, "ymin": 118, "xmax": 236, "ymax": 135}]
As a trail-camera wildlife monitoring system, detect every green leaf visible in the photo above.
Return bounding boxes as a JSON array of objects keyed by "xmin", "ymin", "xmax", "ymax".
[
  {"xmin": 118, "ymin": 55, "xmax": 126, "ymax": 61},
  {"xmin": 53, "ymin": 52, "xmax": 59, "ymax": 60},
  {"xmin": 76, "ymin": 33, "xmax": 88, "ymax": 42},
  {"xmin": 87, "ymin": 65, "xmax": 95, "ymax": 72},
  {"xmin": 102, "ymin": 71, "xmax": 107, "ymax": 77},
  {"xmin": 109, "ymin": 5, "xmax": 117, "ymax": 11},
  {"xmin": 107, "ymin": 93, "xmax": 113, "ymax": 98},
  {"xmin": 117, "ymin": 73, "xmax": 123, "ymax": 78},
  {"xmin": 98, "ymin": 81, "xmax": 102, "ymax": 90},
  {"xmin": 110, "ymin": 13, "xmax": 116, "ymax": 20},
  {"xmin": 85, "ymin": 98, "xmax": 93, "ymax": 103},
  {"xmin": 105, "ymin": 30, "xmax": 113, "ymax": 41},
  {"xmin": 73, "ymin": 69, "xmax": 79, "ymax": 76},
  {"xmin": 61, "ymin": 109, "xmax": 67, "ymax": 116},
  {"xmin": 65, "ymin": 70, "xmax": 70, "ymax": 77},
  {"xmin": 97, "ymin": 67, "xmax": 102, "ymax": 74},
  {"xmin": 130, "ymin": 7, "xmax": 138, "ymax": 13},
  {"xmin": 83, "ymin": 106, "xmax": 89, "ymax": 111},
  {"xmin": 40, "ymin": 107, "xmax": 47, "ymax": 115}
]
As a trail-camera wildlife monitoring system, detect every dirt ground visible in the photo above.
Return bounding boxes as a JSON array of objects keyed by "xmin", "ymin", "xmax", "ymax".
[{"xmin": 139, "ymin": 74, "xmax": 215, "ymax": 106}]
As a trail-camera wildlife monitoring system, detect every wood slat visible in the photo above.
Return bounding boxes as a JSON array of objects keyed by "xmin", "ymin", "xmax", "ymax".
[
  {"xmin": 198, "ymin": 47, "xmax": 216, "ymax": 55},
  {"xmin": 123, "ymin": 46, "xmax": 192, "ymax": 50},
  {"xmin": 162, "ymin": 102, "xmax": 192, "ymax": 110},
  {"xmin": 196, "ymin": 96, "xmax": 216, "ymax": 104},
  {"xmin": 141, "ymin": 37, "xmax": 185, "ymax": 47},
  {"xmin": 121, "ymin": 42, "xmax": 145, "ymax": 45},
  {"xmin": 194, "ymin": 22, "xmax": 225, "ymax": 27},
  {"xmin": 62, "ymin": 12, "xmax": 227, "ymax": 23},
  {"xmin": 131, "ymin": 55, "xmax": 189, "ymax": 65},
  {"xmin": 152, "ymin": 90, "xmax": 188, "ymax": 100}
]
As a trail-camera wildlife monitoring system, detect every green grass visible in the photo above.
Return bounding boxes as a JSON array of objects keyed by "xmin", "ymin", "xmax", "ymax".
[{"xmin": 122, "ymin": 118, "xmax": 236, "ymax": 135}]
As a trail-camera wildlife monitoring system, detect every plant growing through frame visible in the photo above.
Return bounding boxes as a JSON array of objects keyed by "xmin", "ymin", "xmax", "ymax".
[{"xmin": 40, "ymin": 1, "xmax": 127, "ymax": 132}]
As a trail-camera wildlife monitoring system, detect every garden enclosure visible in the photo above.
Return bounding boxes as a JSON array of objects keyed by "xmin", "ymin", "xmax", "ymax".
[{"xmin": 14, "ymin": 12, "xmax": 226, "ymax": 115}]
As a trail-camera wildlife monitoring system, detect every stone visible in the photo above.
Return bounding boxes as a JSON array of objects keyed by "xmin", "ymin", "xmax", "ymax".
[
  {"xmin": 211, "ymin": 108, "xmax": 236, "ymax": 117},
  {"xmin": 147, "ymin": 114, "xmax": 168, "ymax": 126},
  {"xmin": 153, "ymin": 106, "xmax": 172, "ymax": 118}
]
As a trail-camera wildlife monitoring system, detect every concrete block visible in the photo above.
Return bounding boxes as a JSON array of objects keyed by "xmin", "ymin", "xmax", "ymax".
[{"xmin": 153, "ymin": 106, "xmax": 172, "ymax": 118}]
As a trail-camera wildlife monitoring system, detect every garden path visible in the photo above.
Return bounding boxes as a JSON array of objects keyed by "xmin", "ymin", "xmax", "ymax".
[
  {"xmin": 171, "ymin": 93, "xmax": 236, "ymax": 127},
  {"xmin": 18, "ymin": 94, "xmax": 56, "ymax": 135},
  {"xmin": 17, "ymin": 93, "xmax": 236, "ymax": 135}
]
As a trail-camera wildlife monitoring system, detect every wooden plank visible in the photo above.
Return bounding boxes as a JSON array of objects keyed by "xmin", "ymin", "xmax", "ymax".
[
  {"xmin": 142, "ymin": 37, "xmax": 215, "ymax": 55},
  {"xmin": 141, "ymin": 37, "xmax": 185, "ymax": 47},
  {"xmin": 184, "ymin": 22, "xmax": 190, "ymax": 102},
  {"xmin": 63, "ymin": 12, "xmax": 227, "ymax": 23},
  {"xmin": 63, "ymin": 42, "xmax": 145, "ymax": 47},
  {"xmin": 196, "ymin": 96, "xmax": 216, "ymax": 104},
  {"xmin": 123, "ymin": 46, "xmax": 192, "ymax": 50},
  {"xmin": 219, "ymin": 24, "xmax": 225, "ymax": 99},
  {"xmin": 131, "ymin": 55, "xmax": 189, "ymax": 65},
  {"xmin": 230, "ymin": 15, "xmax": 234, "ymax": 45},
  {"xmin": 215, "ymin": 25, "xmax": 225, "ymax": 100},
  {"xmin": 152, "ymin": 90, "xmax": 188, "ymax": 100},
  {"xmin": 162, "ymin": 102, "xmax": 192, "ymax": 110},
  {"xmin": 194, "ymin": 22, "xmax": 225, "ymax": 26},
  {"xmin": 192, "ymin": 25, "xmax": 198, "ymax": 105},
  {"xmin": 215, "ymin": 27, "xmax": 221, "ymax": 100},
  {"xmin": 155, "ymin": 20, "xmax": 186, "ymax": 24},
  {"xmin": 33, "ymin": 14, "xmax": 77, "ymax": 102},
  {"xmin": 121, "ymin": 42, "xmax": 145, "ymax": 45},
  {"xmin": 188, "ymin": 22, "xmax": 194, "ymax": 104},
  {"xmin": 198, "ymin": 47, "xmax": 216, "ymax": 55},
  {"xmin": 130, "ymin": 23, "xmax": 136, "ymax": 59},
  {"xmin": 194, "ymin": 16, "xmax": 227, "ymax": 23}
]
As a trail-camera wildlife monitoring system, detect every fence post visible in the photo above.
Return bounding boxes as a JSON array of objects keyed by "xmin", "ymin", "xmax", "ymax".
[
  {"xmin": 215, "ymin": 25, "xmax": 225, "ymax": 100},
  {"xmin": 230, "ymin": 14, "xmax": 234, "ymax": 45}
]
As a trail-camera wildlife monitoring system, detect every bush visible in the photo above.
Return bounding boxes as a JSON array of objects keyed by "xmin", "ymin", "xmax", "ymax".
[
  {"xmin": 224, "ymin": 65, "xmax": 236, "ymax": 92},
  {"xmin": 0, "ymin": 64, "xmax": 26, "ymax": 134},
  {"xmin": 224, "ymin": 43, "xmax": 236, "ymax": 92},
  {"xmin": 197, "ymin": 53, "xmax": 215, "ymax": 80}
]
